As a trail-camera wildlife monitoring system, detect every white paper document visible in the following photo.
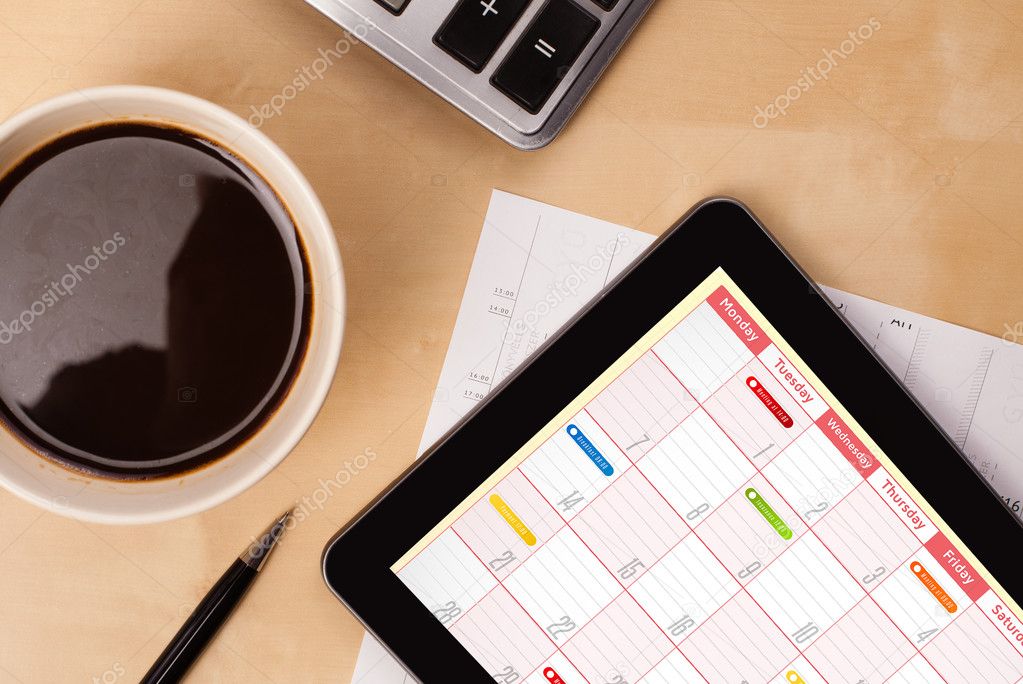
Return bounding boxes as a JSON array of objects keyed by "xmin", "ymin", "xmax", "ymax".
[
  {"xmin": 819, "ymin": 287, "xmax": 1023, "ymax": 514},
  {"xmin": 352, "ymin": 190, "xmax": 1023, "ymax": 682}
]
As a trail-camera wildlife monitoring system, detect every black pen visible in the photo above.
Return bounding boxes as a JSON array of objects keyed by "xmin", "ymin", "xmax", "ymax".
[{"xmin": 141, "ymin": 511, "xmax": 293, "ymax": 683}]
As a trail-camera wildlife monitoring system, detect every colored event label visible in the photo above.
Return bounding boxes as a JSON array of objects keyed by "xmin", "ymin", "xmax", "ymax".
[
  {"xmin": 747, "ymin": 376, "xmax": 794, "ymax": 428},
  {"xmin": 566, "ymin": 424, "xmax": 614, "ymax": 476},
  {"xmin": 489, "ymin": 494, "xmax": 537, "ymax": 546},
  {"xmin": 542, "ymin": 667, "xmax": 566, "ymax": 683},
  {"xmin": 912, "ymin": 561, "xmax": 958, "ymax": 614},
  {"xmin": 746, "ymin": 488, "xmax": 793, "ymax": 540},
  {"xmin": 786, "ymin": 672, "xmax": 806, "ymax": 684}
]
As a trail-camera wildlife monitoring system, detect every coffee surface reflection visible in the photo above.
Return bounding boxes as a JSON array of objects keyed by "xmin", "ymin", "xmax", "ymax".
[{"xmin": 0, "ymin": 123, "xmax": 310, "ymax": 479}]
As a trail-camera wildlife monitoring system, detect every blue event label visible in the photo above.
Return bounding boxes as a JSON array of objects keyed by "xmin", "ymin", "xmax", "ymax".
[{"xmin": 566, "ymin": 424, "xmax": 614, "ymax": 476}]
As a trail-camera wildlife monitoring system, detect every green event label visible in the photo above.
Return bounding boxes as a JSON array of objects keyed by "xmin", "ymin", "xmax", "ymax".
[{"xmin": 746, "ymin": 487, "xmax": 793, "ymax": 540}]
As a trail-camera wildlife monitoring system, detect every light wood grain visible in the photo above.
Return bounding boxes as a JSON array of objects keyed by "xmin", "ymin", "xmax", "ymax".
[{"xmin": 0, "ymin": 0, "xmax": 1021, "ymax": 681}]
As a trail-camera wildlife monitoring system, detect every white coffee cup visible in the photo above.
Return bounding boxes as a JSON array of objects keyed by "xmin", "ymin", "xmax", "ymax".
[{"xmin": 0, "ymin": 86, "xmax": 345, "ymax": 524}]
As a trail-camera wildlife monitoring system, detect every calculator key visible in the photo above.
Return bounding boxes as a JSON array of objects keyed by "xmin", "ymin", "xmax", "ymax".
[
  {"xmin": 435, "ymin": 0, "xmax": 532, "ymax": 72},
  {"xmin": 492, "ymin": 0, "xmax": 600, "ymax": 114},
  {"xmin": 591, "ymin": 0, "xmax": 619, "ymax": 8},
  {"xmin": 374, "ymin": 0, "xmax": 410, "ymax": 14}
]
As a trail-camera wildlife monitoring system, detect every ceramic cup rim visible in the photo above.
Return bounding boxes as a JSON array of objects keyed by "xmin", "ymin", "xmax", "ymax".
[{"xmin": 0, "ymin": 86, "xmax": 345, "ymax": 524}]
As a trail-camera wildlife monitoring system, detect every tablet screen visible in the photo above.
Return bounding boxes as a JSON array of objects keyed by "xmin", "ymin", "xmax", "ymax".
[{"xmin": 391, "ymin": 269, "xmax": 1023, "ymax": 683}]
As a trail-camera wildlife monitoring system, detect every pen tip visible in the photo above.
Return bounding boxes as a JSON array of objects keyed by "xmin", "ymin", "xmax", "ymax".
[
  {"xmin": 275, "ymin": 509, "xmax": 294, "ymax": 527},
  {"xmin": 239, "ymin": 509, "xmax": 294, "ymax": 571}
]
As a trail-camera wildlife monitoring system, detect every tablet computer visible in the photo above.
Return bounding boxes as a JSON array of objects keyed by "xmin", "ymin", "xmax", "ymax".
[{"xmin": 324, "ymin": 198, "xmax": 1023, "ymax": 683}]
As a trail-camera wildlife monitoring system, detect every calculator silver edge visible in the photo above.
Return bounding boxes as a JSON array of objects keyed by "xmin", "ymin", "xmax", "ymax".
[{"xmin": 303, "ymin": 0, "xmax": 656, "ymax": 150}]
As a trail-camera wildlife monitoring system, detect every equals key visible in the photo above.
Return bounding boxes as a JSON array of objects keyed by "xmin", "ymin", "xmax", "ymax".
[
  {"xmin": 534, "ymin": 38, "xmax": 556, "ymax": 58},
  {"xmin": 492, "ymin": 0, "xmax": 600, "ymax": 114}
]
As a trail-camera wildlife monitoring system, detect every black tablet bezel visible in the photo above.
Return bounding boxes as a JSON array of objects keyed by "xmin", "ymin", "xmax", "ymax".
[{"xmin": 323, "ymin": 198, "xmax": 1023, "ymax": 682}]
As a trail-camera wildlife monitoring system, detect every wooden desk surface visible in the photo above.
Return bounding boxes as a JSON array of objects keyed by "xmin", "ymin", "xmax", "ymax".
[{"xmin": 1, "ymin": 0, "xmax": 1021, "ymax": 681}]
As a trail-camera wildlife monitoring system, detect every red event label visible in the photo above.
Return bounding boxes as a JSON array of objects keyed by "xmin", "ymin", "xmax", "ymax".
[
  {"xmin": 925, "ymin": 531, "xmax": 989, "ymax": 602},
  {"xmin": 707, "ymin": 286, "xmax": 770, "ymax": 355},
  {"xmin": 747, "ymin": 376, "xmax": 794, "ymax": 427},
  {"xmin": 815, "ymin": 409, "xmax": 879, "ymax": 477},
  {"xmin": 542, "ymin": 667, "xmax": 566, "ymax": 683}
]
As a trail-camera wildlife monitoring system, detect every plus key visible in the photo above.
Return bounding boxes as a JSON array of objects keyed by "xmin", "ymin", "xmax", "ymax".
[{"xmin": 435, "ymin": 0, "xmax": 532, "ymax": 72}]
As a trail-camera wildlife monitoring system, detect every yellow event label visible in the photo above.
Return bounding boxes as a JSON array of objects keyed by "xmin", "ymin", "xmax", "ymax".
[
  {"xmin": 786, "ymin": 671, "xmax": 806, "ymax": 684},
  {"xmin": 489, "ymin": 494, "xmax": 536, "ymax": 546}
]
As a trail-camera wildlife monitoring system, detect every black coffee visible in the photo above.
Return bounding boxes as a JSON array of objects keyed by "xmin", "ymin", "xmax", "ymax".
[{"xmin": 0, "ymin": 122, "xmax": 311, "ymax": 479}]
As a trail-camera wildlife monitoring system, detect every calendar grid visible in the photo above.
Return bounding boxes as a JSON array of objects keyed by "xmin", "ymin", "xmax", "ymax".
[
  {"xmin": 506, "ymin": 424, "xmax": 813, "ymax": 680},
  {"xmin": 509, "ymin": 366, "xmax": 833, "ymax": 675},
  {"xmin": 396, "ymin": 279, "xmax": 1023, "ymax": 683},
  {"xmin": 824, "ymin": 459, "xmax": 1014, "ymax": 673},
  {"xmin": 651, "ymin": 346, "xmax": 956, "ymax": 682},
  {"xmin": 449, "ymin": 527, "xmax": 596, "ymax": 684},
  {"xmin": 548, "ymin": 360, "xmax": 869, "ymax": 679},
  {"xmin": 650, "ymin": 348, "xmax": 780, "ymax": 460},
  {"xmin": 443, "ymin": 529, "xmax": 527, "ymax": 633},
  {"xmin": 759, "ymin": 598, "xmax": 880, "ymax": 683},
  {"xmin": 513, "ymin": 465, "xmax": 701, "ymax": 679},
  {"xmin": 810, "ymin": 509, "xmax": 965, "ymax": 653},
  {"xmin": 843, "ymin": 534, "xmax": 970, "ymax": 663}
]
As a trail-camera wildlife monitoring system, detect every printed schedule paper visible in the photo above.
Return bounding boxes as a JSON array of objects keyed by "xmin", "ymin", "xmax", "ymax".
[
  {"xmin": 820, "ymin": 287, "xmax": 1023, "ymax": 518},
  {"xmin": 394, "ymin": 269, "xmax": 1023, "ymax": 683},
  {"xmin": 352, "ymin": 191, "xmax": 1023, "ymax": 682}
]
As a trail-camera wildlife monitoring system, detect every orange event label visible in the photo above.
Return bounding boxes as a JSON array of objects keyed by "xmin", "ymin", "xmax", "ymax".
[{"xmin": 912, "ymin": 561, "xmax": 958, "ymax": 614}]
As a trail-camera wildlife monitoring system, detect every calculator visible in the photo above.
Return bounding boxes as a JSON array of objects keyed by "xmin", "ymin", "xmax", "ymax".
[{"xmin": 303, "ymin": 0, "xmax": 656, "ymax": 149}]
